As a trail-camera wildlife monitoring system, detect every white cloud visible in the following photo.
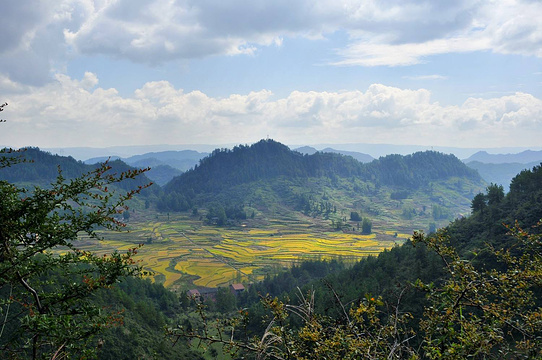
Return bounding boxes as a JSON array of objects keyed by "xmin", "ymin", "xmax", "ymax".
[
  {"xmin": 2, "ymin": 0, "xmax": 542, "ymax": 85},
  {"xmin": 2, "ymin": 74, "xmax": 541, "ymax": 148}
]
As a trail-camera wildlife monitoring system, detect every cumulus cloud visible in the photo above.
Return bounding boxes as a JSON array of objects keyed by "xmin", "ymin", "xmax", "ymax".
[
  {"xmin": 1, "ymin": 0, "xmax": 542, "ymax": 84},
  {"xmin": 2, "ymin": 74, "xmax": 541, "ymax": 148}
]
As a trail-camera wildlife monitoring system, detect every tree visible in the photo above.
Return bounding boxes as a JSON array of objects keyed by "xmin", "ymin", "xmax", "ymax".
[
  {"xmin": 470, "ymin": 192, "xmax": 487, "ymax": 214},
  {"xmin": 0, "ymin": 150, "xmax": 150, "ymax": 359},
  {"xmin": 215, "ymin": 287, "xmax": 236, "ymax": 313},
  {"xmin": 361, "ymin": 217, "xmax": 372, "ymax": 234},
  {"xmin": 486, "ymin": 183, "xmax": 504, "ymax": 206},
  {"xmin": 350, "ymin": 211, "xmax": 362, "ymax": 222},
  {"xmin": 413, "ymin": 225, "xmax": 542, "ymax": 359}
]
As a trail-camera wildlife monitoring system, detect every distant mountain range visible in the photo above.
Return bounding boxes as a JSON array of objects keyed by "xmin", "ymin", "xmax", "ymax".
[
  {"xmin": 463, "ymin": 150, "xmax": 542, "ymax": 164},
  {"xmin": 462, "ymin": 150, "xmax": 542, "ymax": 189},
  {"xmin": 41, "ymin": 143, "xmax": 542, "ymax": 163},
  {"xmin": 84, "ymin": 150, "xmax": 209, "ymax": 186},
  {"xmin": 294, "ymin": 146, "xmax": 374, "ymax": 163},
  {"xmin": 465, "ymin": 161, "xmax": 541, "ymax": 190},
  {"xmin": 0, "ymin": 141, "xmax": 496, "ymax": 233},
  {"xmin": 0, "ymin": 147, "xmax": 156, "ymax": 195}
]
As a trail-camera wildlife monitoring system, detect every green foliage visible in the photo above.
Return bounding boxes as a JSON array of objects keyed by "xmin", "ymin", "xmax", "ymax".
[
  {"xmin": 390, "ymin": 189, "xmax": 410, "ymax": 200},
  {"xmin": 470, "ymin": 192, "xmax": 487, "ymax": 214},
  {"xmin": 349, "ymin": 211, "xmax": 362, "ymax": 221},
  {"xmin": 171, "ymin": 163, "xmax": 542, "ymax": 359},
  {"xmin": 215, "ymin": 288, "xmax": 237, "ymax": 313},
  {"xmin": 94, "ymin": 278, "xmax": 203, "ymax": 360},
  {"xmin": 413, "ymin": 225, "xmax": 542, "ymax": 359},
  {"xmin": 0, "ymin": 154, "xmax": 151, "ymax": 359},
  {"xmin": 361, "ymin": 217, "xmax": 372, "ymax": 234},
  {"xmin": 366, "ymin": 151, "xmax": 480, "ymax": 188},
  {"xmin": 173, "ymin": 223, "xmax": 542, "ymax": 359},
  {"xmin": 159, "ymin": 140, "xmax": 480, "ymax": 212}
]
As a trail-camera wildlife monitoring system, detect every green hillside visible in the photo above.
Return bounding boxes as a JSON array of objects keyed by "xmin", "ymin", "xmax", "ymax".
[
  {"xmin": 158, "ymin": 139, "xmax": 484, "ymax": 232},
  {"xmin": 189, "ymin": 163, "xmax": 542, "ymax": 359},
  {"xmin": 0, "ymin": 147, "xmax": 159, "ymax": 197}
]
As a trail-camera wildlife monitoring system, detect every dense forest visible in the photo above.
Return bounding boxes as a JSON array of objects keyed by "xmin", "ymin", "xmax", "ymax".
[{"xmin": 158, "ymin": 139, "xmax": 481, "ymax": 212}]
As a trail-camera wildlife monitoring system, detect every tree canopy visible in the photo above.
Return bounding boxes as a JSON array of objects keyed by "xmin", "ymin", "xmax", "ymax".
[{"xmin": 0, "ymin": 149, "xmax": 151, "ymax": 359}]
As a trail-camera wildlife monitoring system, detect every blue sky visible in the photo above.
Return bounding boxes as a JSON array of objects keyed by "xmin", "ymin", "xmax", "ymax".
[{"xmin": 1, "ymin": 0, "xmax": 542, "ymax": 150}]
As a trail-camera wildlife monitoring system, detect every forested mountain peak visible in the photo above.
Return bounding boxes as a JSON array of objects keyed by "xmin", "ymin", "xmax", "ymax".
[
  {"xmin": 160, "ymin": 139, "xmax": 483, "ymax": 212},
  {"xmin": 367, "ymin": 151, "xmax": 481, "ymax": 187}
]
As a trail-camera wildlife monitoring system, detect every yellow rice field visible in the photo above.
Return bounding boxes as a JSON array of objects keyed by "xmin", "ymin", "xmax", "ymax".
[{"xmin": 75, "ymin": 213, "xmax": 407, "ymax": 289}]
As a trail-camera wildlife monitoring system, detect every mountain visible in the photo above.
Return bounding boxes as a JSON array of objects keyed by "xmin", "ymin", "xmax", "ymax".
[
  {"xmin": 464, "ymin": 150, "xmax": 542, "ymax": 164},
  {"xmin": 164, "ymin": 139, "xmax": 479, "ymax": 195},
  {"xmin": 0, "ymin": 147, "xmax": 158, "ymax": 196},
  {"xmin": 237, "ymin": 163, "xmax": 542, "ymax": 359},
  {"xmin": 321, "ymin": 147, "xmax": 374, "ymax": 163},
  {"xmin": 44, "ymin": 144, "xmax": 217, "ymax": 161},
  {"xmin": 295, "ymin": 146, "xmax": 378, "ymax": 163},
  {"xmin": 144, "ymin": 164, "xmax": 183, "ymax": 186},
  {"xmin": 294, "ymin": 146, "xmax": 318, "ymax": 155},
  {"xmin": 466, "ymin": 160, "xmax": 541, "ymax": 190},
  {"xmin": 85, "ymin": 156, "xmax": 122, "ymax": 163},
  {"xmin": 124, "ymin": 150, "xmax": 208, "ymax": 171},
  {"xmin": 159, "ymin": 139, "xmax": 484, "ymax": 231},
  {"xmin": 84, "ymin": 150, "xmax": 208, "ymax": 185}
]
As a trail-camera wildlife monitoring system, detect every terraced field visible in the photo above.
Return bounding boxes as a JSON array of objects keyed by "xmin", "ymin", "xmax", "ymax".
[{"xmin": 75, "ymin": 212, "xmax": 410, "ymax": 290}]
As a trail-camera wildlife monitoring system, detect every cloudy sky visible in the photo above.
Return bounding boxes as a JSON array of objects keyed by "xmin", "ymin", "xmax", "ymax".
[{"xmin": 2, "ymin": 0, "xmax": 542, "ymax": 150}]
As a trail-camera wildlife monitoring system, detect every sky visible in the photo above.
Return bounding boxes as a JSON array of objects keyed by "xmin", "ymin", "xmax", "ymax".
[{"xmin": 2, "ymin": 0, "xmax": 542, "ymax": 151}]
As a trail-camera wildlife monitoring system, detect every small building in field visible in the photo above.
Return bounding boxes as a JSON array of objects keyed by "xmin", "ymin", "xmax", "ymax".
[{"xmin": 230, "ymin": 283, "xmax": 245, "ymax": 296}]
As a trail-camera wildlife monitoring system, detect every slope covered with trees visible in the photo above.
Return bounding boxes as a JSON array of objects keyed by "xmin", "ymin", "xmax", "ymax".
[
  {"xmin": 174, "ymin": 163, "xmax": 542, "ymax": 359},
  {"xmin": 0, "ymin": 147, "xmax": 158, "ymax": 196},
  {"xmin": 158, "ymin": 139, "xmax": 482, "ymax": 214}
]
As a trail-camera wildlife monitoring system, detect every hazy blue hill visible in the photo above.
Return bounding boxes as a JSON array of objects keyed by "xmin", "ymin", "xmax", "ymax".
[
  {"xmin": 84, "ymin": 150, "xmax": 207, "ymax": 185},
  {"xmin": 125, "ymin": 150, "xmax": 208, "ymax": 171},
  {"xmin": 0, "ymin": 148, "xmax": 157, "ymax": 195},
  {"xmin": 464, "ymin": 149, "xmax": 542, "ymax": 164},
  {"xmin": 466, "ymin": 160, "xmax": 541, "ymax": 189},
  {"xmin": 84, "ymin": 156, "xmax": 122, "ymax": 164},
  {"xmin": 294, "ymin": 146, "xmax": 374, "ymax": 163},
  {"xmin": 145, "ymin": 164, "xmax": 183, "ymax": 186},
  {"xmin": 294, "ymin": 146, "xmax": 318, "ymax": 155},
  {"xmin": 321, "ymin": 147, "xmax": 375, "ymax": 163}
]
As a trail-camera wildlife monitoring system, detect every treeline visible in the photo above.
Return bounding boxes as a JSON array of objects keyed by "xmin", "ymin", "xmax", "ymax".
[
  {"xmin": 159, "ymin": 139, "xmax": 480, "ymax": 212},
  {"xmin": 233, "ymin": 163, "xmax": 542, "ymax": 347}
]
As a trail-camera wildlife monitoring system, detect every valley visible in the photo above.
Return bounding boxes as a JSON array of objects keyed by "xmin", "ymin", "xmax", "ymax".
[{"xmin": 77, "ymin": 171, "xmax": 481, "ymax": 290}]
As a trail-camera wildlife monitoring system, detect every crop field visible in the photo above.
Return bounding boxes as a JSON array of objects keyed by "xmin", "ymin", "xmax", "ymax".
[{"xmin": 74, "ymin": 211, "xmax": 409, "ymax": 290}]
